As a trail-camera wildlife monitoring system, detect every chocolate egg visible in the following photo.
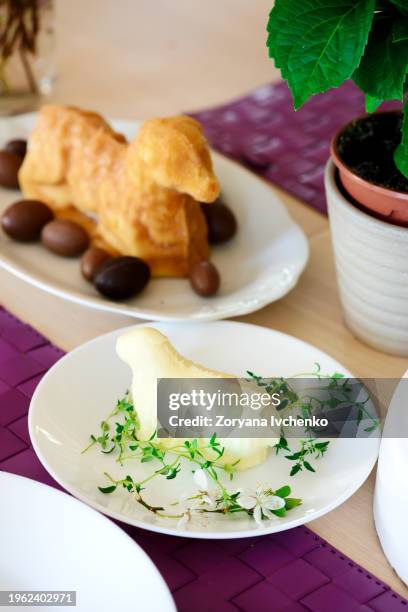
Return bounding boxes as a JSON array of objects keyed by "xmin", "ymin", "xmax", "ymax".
[
  {"xmin": 201, "ymin": 201, "xmax": 237, "ymax": 244},
  {"xmin": 0, "ymin": 151, "xmax": 22, "ymax": 189},
  {"xmin": 80, "ymin": 247, "xmax": 111, "ymax": 282},
  {"xmin": 41, "ymin": 219, "xmax": 90, "ymax": 257},
  {"xmin": 94, "ymin": 256, "xmax": 150, "ymax": 300},
  {"xmin": 5, "ymin": 139, "xmax": 27, "ymax": 159},
  {"xmin": 190, "ymin": 260, "xmax": 220, "ymax": 296},
  {"xmin": 1, "ymin": 199, "xmax": 54, "ymax": 242}
]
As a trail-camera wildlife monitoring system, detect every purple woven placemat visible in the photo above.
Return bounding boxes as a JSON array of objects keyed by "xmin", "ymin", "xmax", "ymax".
[
  {"xmin": 189, "ymin": 80, "xmax": 397, "ymax": 215},
  {"xmin": 0, "ymin": 304, "xmax": 407, "ymax": 612}
]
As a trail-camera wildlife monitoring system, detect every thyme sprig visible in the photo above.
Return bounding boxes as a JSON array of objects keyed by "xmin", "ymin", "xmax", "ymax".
[
  {"xmin": 98, "ymin": 469, "xmax": 302, "ymax": 524},
  {"xmin": 247, "ymin": 363, "xmax": 380, "ymax": 477},
  {"xmin": 83, "ymin": 396, "xmax": 302, "ymax": 525},
  {"xmin": 247, "ymin": 364, "xmax": 380, "ymax": 432},
  {"xmin": 273, "ymin": 435, "xmax": 330, "ymax": 476}
]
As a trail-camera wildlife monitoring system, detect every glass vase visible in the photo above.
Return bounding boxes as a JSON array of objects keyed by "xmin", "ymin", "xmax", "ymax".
[{"xmin": 0, "ymin": 0, "xmax": 55, "ymax": 115}]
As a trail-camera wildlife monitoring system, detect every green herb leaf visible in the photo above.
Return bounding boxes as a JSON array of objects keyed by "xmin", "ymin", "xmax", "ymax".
[
  {"xmin": 353, "ymin": 17, "xmax": 408, "ymax": 105},
  {"xmin": 141, "ymin": 455, "xmax": 154, "ymax": 463},
  {"xmin": 328, "ymin": 397, "xmax": 341, "ymax": 409},
  {"xmin": 357, "ymin": 407, "xmax": 364, "ymax": 426},
  {"xmin": 303, "ymin": 461, "xmax": 316, "ymax": 473},
  {"xmin": 267, "ymin": 0, "xmax": 376, "ymax": 109},
  {"xmin": 166, "ymin": 464, "xmax": 181, "ymax": 480},
  {"xmin": 285, "ymin": 497, "xmax": 303, "ymax": 509},
  {"xmin": 271, "ymin": 507, "xmax": 286, "ymax": 517},
  {"xmin": 209, "ymin": 433, "xmax": 217, "ymax": 446},
  {"xmin": 279, "ymin": 398, "xmax": 289, "ymax": 410},
  {"xmin": 314, "ymin": 441, "xmax": 330, "ymax": 452},
  {"xmin": 273, "ymin": 435, "xmax": 290, "ymax": 455},
  {"xmin": 275, "ymin": 485, "xmax": 291, "ymax": 498},
  {"xmin": 101, "ymin": 445, "xmax": 116, "ymax": 454},
  {"xmin": 285, "ymin": 452, "xmax": 302, "ymax": 460},
  {"xmin": 98, "ymin": 485, "xmax": 117, "ymax": 494},
  {"xmin": 290, "ymin": 464, "xmax": 302, "ymax": 476}
]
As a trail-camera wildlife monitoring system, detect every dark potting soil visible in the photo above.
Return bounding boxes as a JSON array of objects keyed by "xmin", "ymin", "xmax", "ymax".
[{"xmin": 337, "ymin": 112, "xmax": 408, "ymax": 193}]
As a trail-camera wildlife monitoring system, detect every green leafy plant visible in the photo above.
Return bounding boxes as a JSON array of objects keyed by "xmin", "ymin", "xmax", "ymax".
[{"xmin": 266, "ymin": 0, "xmax": 408, "ymax": 178}]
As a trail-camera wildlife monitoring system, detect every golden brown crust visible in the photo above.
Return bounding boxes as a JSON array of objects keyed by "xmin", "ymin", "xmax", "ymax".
[{"xmin": 19, "ymin": 105, "xmax": 219, "ymax": 277}]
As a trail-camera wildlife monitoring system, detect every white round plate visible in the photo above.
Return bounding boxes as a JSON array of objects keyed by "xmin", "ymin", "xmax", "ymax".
[
  {"xmin": 0, "ymin": 114, "xmax": 308, "ymax": 321},
  {"xmin": 0, "ymin": 472, "xmax": 175, "ymax": 612},
  {"xmin": 29, "ymin": 321, "xmax": 379, "ymax": 539}
]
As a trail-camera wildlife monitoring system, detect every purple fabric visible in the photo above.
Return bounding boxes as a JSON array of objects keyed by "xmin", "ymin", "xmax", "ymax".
[
  {"xmin": 0, "ymin": 304, "xmax": 407, "ymax": 611},
  {"xmin": 189, "ymin": 80, "xmax": 398, "ymax": 215}
]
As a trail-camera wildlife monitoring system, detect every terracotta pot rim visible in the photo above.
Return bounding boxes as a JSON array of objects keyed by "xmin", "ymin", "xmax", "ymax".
[
  {"xmin": 330, "ymin": 109, "xmax": 408, "ymax": 201},
  {"xmin": 325, "ymin": 160, "xmax": 408, "ymax": 235}
]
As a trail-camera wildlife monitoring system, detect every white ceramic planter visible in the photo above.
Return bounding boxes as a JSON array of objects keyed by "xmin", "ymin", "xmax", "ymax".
[
  {"xmin": 325, "ymin": 160, "xmax": 408, "ymax": 356},
  {"xmin": 374, "ymin": 372, "xmax": 408, "ymax": 586}
]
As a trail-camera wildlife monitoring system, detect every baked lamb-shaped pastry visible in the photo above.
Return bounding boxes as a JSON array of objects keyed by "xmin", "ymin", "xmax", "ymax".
[{"xmin": 19, "ymin": 105, "xmax": 220, "ymax": 277}]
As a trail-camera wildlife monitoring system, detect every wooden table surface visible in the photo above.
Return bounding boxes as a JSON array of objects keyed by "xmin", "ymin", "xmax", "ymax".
[{"xmin": 2, "ymin": 0, "xmax": 408, "ymax": 597}]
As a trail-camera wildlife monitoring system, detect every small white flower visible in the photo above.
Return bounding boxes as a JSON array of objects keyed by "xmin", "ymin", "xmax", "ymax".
[
  {"xmin": 193, "ymin": 468, "xmax": 208, "ymax": 490},
  {"xmin": 191, "ymin": 491, "xmax": 217, "ymax": 511},
  {"xmin": 176, "ymin": 488, "xmax": 217, "ymax": 529},
  {"xmin": 239, "ymin": 487, "xmax": 285, "ymax": 527}
]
